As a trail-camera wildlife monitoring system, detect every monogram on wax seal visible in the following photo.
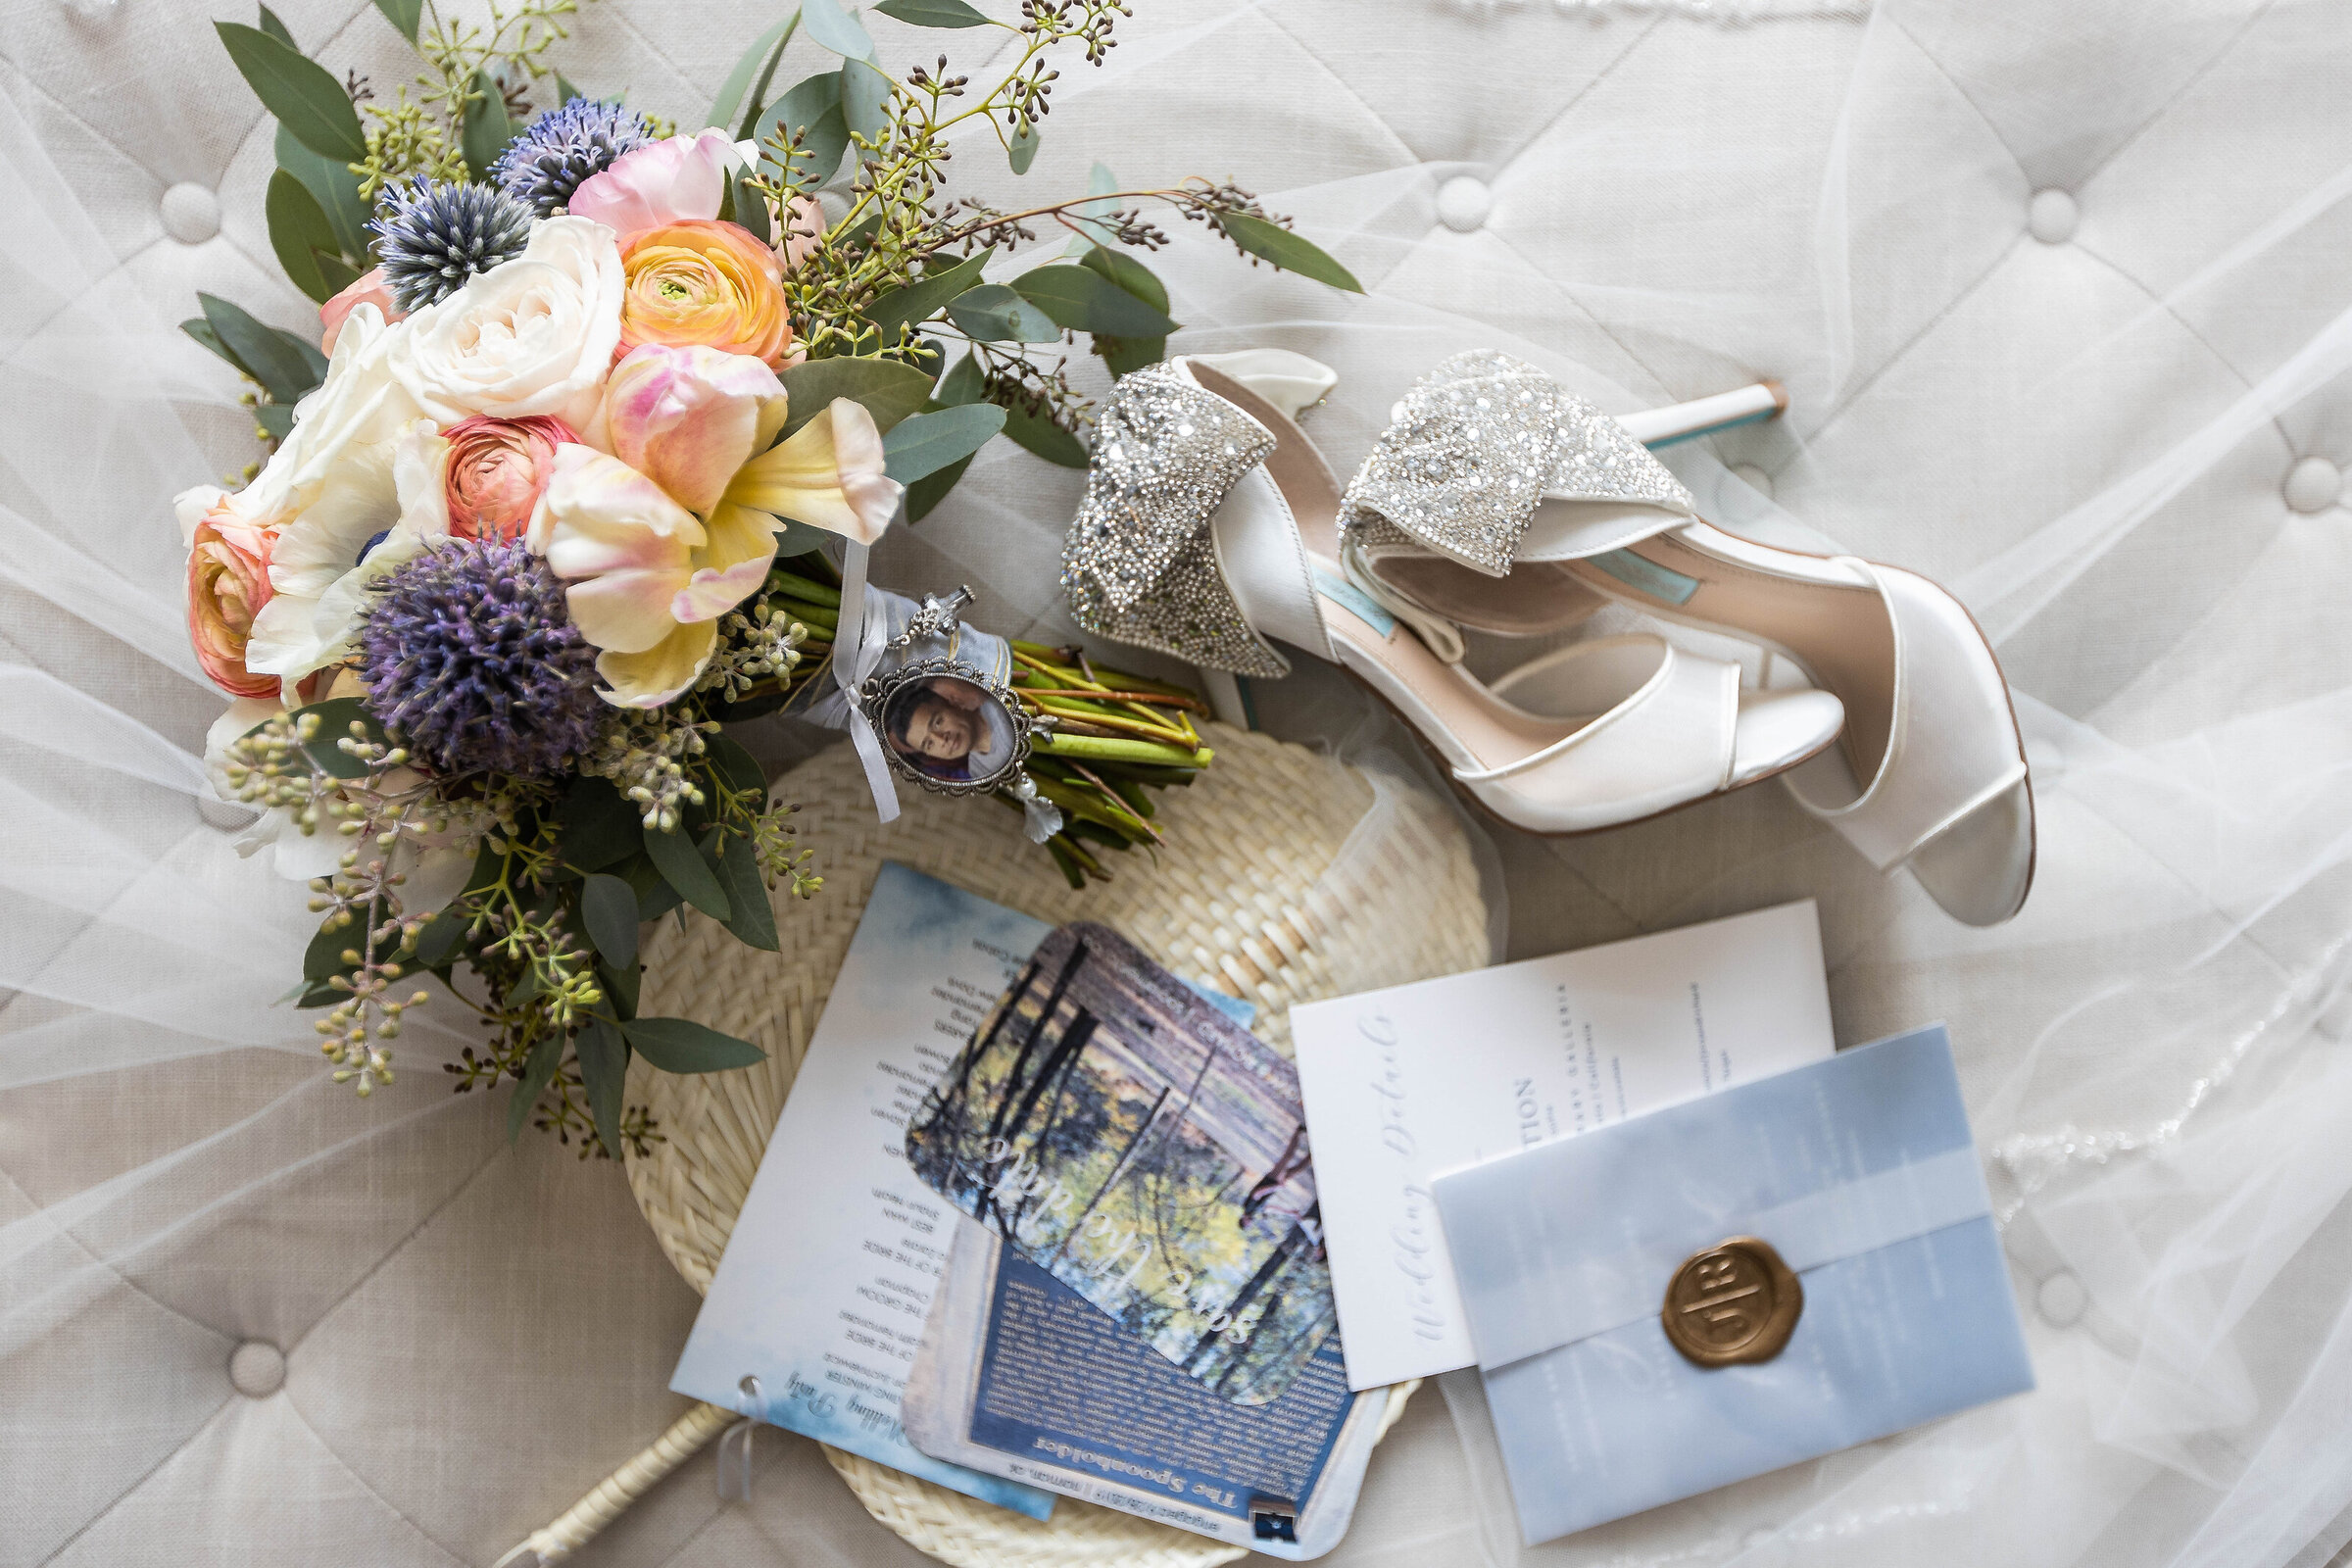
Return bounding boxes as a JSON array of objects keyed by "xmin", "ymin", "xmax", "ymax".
[{"xmin": 1660, "ymin": 1236, "xmax": 1802, "ymax": 1367}]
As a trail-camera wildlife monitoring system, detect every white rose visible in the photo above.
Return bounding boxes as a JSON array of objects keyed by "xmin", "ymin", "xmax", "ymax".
[
  {"xmin": 387, "ymin": 217, "xmax": 624, "ymax": 430},
  {"xmin": 259, "ymin": 301, "xmax": 420, "ymax": 514}
]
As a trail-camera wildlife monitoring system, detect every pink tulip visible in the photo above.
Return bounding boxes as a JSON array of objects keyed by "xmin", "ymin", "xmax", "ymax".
[
  {"xmin": 590, "ymin": 345, "xmax": 786, "ymax": 514},
  {"xmin": 318, "ymin": 268, "xmax": 404, "ymax": 356},
  {"xmin": 566, "ymin": 129, "xmax": 733, "ymax": 235}
]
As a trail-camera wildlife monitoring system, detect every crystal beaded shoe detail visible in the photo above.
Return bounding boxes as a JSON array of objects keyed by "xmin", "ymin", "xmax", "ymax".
[{"xmin": 1060, "ymin": 352, "xmax": 1845, "ymax": 837}]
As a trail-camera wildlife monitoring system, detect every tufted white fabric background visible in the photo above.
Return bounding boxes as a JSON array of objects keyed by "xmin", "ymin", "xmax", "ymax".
[{"xmin": 8, "ymin": 1, "xmax": 2352, "ymax": 1565}]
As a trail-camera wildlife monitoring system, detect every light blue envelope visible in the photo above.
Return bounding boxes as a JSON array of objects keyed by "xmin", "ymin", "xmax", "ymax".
[{"xmin": 1432, "ymin": 1026, "xmax": 2034, "ymax": 1544}]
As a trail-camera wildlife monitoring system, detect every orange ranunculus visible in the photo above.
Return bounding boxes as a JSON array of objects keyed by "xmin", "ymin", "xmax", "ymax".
[
  {"xmin": 615, "ymin": 220, "xmax": 793, "ymax": 366},
  {"xmin": 442, "ymin": 415, "xmax": 580, "ymax": 541},
  {"xmin": 186, "ymin": 499, "xmax": 281, "ymax": 699}
]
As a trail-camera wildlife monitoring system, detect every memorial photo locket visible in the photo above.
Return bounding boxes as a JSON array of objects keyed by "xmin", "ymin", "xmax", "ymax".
[{"xmin": 857, "ymin": 586, "xmax": 1052, "ymax": 810}]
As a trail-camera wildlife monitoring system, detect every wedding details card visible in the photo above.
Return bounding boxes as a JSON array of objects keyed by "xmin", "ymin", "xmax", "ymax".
[
  {"xmin": 669, "ymin": 862, "xmax": 1055, "ymax": 1519},
  {"xmin": 1291, "ymin": 901, "xmax": 1836, "ymax": 1390},
  {"xmin": 1434, "ymin": 1026, "xmax": 2034, "ymax": 1544}
]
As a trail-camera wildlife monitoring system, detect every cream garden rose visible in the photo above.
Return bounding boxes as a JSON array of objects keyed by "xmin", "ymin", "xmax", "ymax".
[{"xmin": 386, "ymin": 216, "xmax": 624, "ymax": 431}]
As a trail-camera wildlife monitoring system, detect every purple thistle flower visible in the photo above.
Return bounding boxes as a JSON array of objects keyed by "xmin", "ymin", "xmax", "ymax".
[
  {"xmin": 492, "ymin": 97, "xmax": 658, "ymax": 217},
  {"xmin": 359, "ymin": 540, "xmax": 605, "ymax": 779}
]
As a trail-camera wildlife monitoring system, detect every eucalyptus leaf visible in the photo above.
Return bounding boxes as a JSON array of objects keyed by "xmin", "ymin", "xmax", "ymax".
[
  {"xmin": 600, "ymin": 958, "xmax": 642, "ymax": 1021},
  {"xmin": 882, "ymin": 403, "xmax": 1006, "ymax": 482},
  {"xmin": 413, "ymin": 907, "xmax": 466, "ymax": 967},
  {"xmin": 709, "ymin": 17, "xmax": 793, "ymax": 135},
  {"xmin": 754, "ymin": 73, "xmax": 849, "ymax": 192},
  {"xmin": 558, "ymin": 775, "xmax": 641, "ymax": 872},
  {"xmin": 313, "ymin": 247, "xmax": 363, "ymax": 294},
  {"xmin": 462, "ymin": 69, "xmax": 513, "ymax": 183},
  {"xmin": 934, "ymin": 351, "xmax": 986, "ymax": 407},
  {"xmin": 1091, "ymin": 333, "xmax": 1165, "ymax": 377},
  {"xmin": 730, "ymin": 172, "xmax": 772, "ymax": 245},
  {"xmin": 705, "ymin": 734, "xmax": 767, "ymax": 802},
  {"xmin": 642, "ymin": 821, "xmax": 731, "ymax": 921},
  {"xmin": 275, "ymin": 124, "xmax": 370, "ymax": 263},
  {"xmin": 556, "ymin": 74, "xmax": 584, "ymax": 107},
  {"xmin": 181, "ymin": 318, "xmax": 242, "ymax": 376},
  {"xmin": 1078, "ymin": 247, "xmax": 1168, "ymax": 371},
  {"xmin": 198, "ymin": 291, "xmax": 318, "ymax": 404},
  {"xmin": 864, "ymin": 247, "xmax": 992, "ymax": 339},
  {"xmin": 613, "ymin": 850, "xmax": 684, "ymax": 923},
  {"xmin": 1006, "ymin": 120, "xmax": 1039, "ymax": 175},
  {"xmin": 303, "ymin": 909, "xmax": 359, "ymax": 982},
  {"xmin": 370, "ymin": 0, "xmax": 422, "ymax": 44},
  {"xmin": 1080, "ymin": 244, "xmax": 1168, "ymax": 311},
  {"xmin": 947, "ymin": 282, "xmax": 1061, "ymax": 344},
  {"xmin": 906, "ymin": 454, "xmax": 973, "ymax": 521},
  {"xmin": 623, "ymin": 1017, "xmax": 768, "ymax": 1074},
  {"xmin": 255, "ymin": 403, "xmax": 297, "ymax": 441},
  {"xmin": 997, "ymin": 400, "xmax": 1090, "ymax": 467},
  {"xmin": 1063, "ymin": 161, "xmax": 1123, "ymax": 253},
  {"xmin": 875, "ymin": 0, "xmax": 990, "ymax": 23},
  {"xmin": 714, "ymin": 835, "xmax": 779, "ymax": 952},
  {"xmin": 840, "ymin": 57, "xmax": 893, "ymax": 155},
  {"xmin": 1012, "ymin": 265, "xmax": 1177, "ymax": 338},
  {"xmin": 507, "ymin": 1028, "xmax": 566, "ymax": 1142},
  {"xmin": 273, "ymin": 327, "xmax": 330, "ymax": 386},
  {"xmin": 779, "ymin": 357, "xmax": 934, "ymax": 436},
  {"xmin": 578, "ymin": 873, "xmax": 640, "ymax": 968},
  {"xmin": 574, "ymin": 1018, "xmax": 628, "ymax": 1155},
  {"xmin": 257, "ymin": 5, "xmax": 296, "ymax": 48},
  {"xmin": 1216, "ymin": 212, "xmax": 1364, "ymax": 293},
  {"xmin": 800, "ymin": 0, "xmax": 879, "ymax": 60},
  {"xmin": 216, "ymin": 22, "xmax": 368, "ymax": 164}
]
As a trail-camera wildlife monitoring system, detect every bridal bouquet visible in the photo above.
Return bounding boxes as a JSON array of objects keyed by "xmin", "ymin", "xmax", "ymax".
[{"xmin": 181, "ymin": 0, "xmax": 1357, "ymax": 1153}]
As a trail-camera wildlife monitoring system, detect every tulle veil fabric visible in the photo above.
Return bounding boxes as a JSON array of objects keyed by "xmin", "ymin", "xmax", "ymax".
[{"xmin": 7, "ymin": 0, "xmax": 2352, "ymax": 1563}]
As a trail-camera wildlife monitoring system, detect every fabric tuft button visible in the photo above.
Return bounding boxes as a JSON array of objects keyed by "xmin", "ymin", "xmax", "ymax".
[
  {"xmin": 2027, "ymin": 189, "xmax": 2078, "ymax": 245},
  {"xmin": 1730, "ymin": 463, "xmax": 1774, "ymax": 500},
  {"xmin": 2283, "ymin": 456, "xmax": 2341, "ymax": 514},
  {"xmin": 1436, "ymin": 176, "xmax": 1492, "ymax": 233},
  {"xmin": 228, "ymin": 1340, "xmax": 286, "ymax": 1396},
  {"xmin": 162, "ymin": 182, "xmax": 220, "ymax": 244},
  {"xmin": 2036, "ymin": 1270, "xmax": 2087, "ymax": 1328}
]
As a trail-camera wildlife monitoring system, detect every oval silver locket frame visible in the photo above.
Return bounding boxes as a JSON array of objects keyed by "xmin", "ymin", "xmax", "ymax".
[{"xmin": 858, "ymin": 656, "xmax": 1038, "ymax": 799}]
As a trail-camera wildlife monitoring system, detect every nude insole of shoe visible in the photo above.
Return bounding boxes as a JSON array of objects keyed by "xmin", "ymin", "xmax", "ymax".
[{"xmin": 1554, "ymin": 535, "xmax": 1896, "ymax": 789}]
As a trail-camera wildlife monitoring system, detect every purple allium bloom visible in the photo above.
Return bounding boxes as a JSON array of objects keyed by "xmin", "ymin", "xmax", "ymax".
[
  {"xmin": 491, "ymin": 97, "xmax": 658, "ymax": 217},
  {"xmin": 359, "ymin": 540, "xmax": 604, "ymax": 779}
]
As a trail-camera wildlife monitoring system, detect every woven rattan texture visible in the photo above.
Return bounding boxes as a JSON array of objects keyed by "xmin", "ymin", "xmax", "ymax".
[{"xmin": 625, "ymin": 723, "xmax": 1488, "ymax": 1568}]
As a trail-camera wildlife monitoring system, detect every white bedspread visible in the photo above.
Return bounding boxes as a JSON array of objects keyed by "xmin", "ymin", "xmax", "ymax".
[{"xmin": 7, "ymin": 2, "xmax": 2352, "ymax": 1565}]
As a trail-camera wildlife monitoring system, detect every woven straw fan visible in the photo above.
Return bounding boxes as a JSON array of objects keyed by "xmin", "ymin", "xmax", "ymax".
[{"xmin": 502, "ymin": 726, "xmax": 1492, "ymax": 1566}]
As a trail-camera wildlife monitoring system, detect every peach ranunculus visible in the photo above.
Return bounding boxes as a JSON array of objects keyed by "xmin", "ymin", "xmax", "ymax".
[
  {"xmin": 616, "ymin": 220, "xmax": 793, "ymax": 366},
  {"xmin": 180, "ymin": 491, "xmax": 282, "ymax": 699},
  {"xmin": 442, "ymin": 415, "xmax": 580, "ymax": 541},
  {"xmin": 534, "ymin": 345, "xmax": 902, "ymax": 707},
  {"xmin": 565, "ymin": 129, "xmax": 733, "ymax": 234},
  {"xmin": 318, "ymin": 268, "xmax": 405, "ymax": 356}
]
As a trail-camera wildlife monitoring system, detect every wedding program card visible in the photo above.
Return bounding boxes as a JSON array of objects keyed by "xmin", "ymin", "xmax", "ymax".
[
  {"xmin": 1291, "ymin": 901, "xmax": 1836, "ymax": 1390},
  {"xmin": 669, "ymin": 861, "xmax": 1056, "ymax": 1518}
]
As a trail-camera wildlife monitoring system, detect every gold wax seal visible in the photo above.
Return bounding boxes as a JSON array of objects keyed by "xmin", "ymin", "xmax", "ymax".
[{"xmin": 1660, "ymin": 1236, "xmax": 1802, "ymax": 1367}]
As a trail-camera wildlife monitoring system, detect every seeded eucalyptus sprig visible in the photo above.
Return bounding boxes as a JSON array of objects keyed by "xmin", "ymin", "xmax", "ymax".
[{"xmin": 730, "ymin": 0, "xmax": 1362, "ymax": 476}]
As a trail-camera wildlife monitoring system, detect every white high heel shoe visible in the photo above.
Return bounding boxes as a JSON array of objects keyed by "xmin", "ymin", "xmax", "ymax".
[
  {"xmin": 1059, "ymin": 352, "xmax": 1844, "ymax": 837},
  {"xmin": 1343, "ymin": 351, "xmax": 2034, "ymax": 927}
]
